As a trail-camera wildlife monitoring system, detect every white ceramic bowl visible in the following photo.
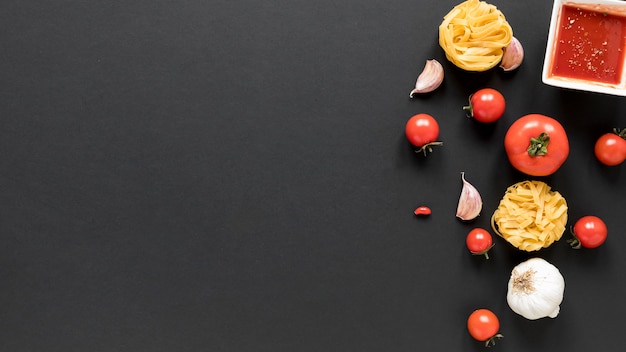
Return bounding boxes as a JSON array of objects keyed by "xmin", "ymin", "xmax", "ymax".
[{"xmin": 542, "ymin": 0, "xmax": 626, "ymax": 96}]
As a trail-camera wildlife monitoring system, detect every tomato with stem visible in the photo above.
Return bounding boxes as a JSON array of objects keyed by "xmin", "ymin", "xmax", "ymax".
[
  {"xmin": 569, "ymin": 216, "xmax": 608, "ymax": 249},
  {"xmin": 504, "ymin": 114, "xmax": 569, "ymax": 176},
  {"xmin": 594, "ymin": 128, "xmax": 626, "ymax": 166},
  {"xmin": 405, "ymin": 113, "xmax": 443, "ymax": 156},
  {"xmin": 466, "ymin": 228, "xmax": 494, "ymax": 259},
  {"xmin": 467, "ymin": 309, "xmax": 503, "ymax": 347},
  {"xmin": 463, "ymin": 88, "xmax": 505, "ymax": 123}
]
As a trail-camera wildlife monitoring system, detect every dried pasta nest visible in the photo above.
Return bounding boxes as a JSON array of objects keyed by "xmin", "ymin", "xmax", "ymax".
[
  {"xmin": 491, "ymin": 180, "xmax": 568, "ymax": 252},
  {"xmin": 439, "ymin": 0, "xmax": 513, "ymax": 71}
]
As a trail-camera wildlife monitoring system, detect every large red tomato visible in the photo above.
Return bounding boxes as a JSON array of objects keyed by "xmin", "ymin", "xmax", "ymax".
[{"xmin": 504, "ymin": 114, "xmax": 569, "ymax": 176}]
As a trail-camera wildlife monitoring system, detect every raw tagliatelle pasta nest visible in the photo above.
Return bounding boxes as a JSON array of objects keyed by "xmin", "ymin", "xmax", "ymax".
[
  {"xmin": 439, "ymin": 0, "xmax": 513, "ymax": 71},
  {"xmin": 491, "ymin": 180, "xmax": 568, "ymax": 252}
]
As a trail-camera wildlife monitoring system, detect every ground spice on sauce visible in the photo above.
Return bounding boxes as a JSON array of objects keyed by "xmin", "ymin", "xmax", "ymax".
[{"xmin": 551, "ymin": 4, "xmax": 626, "ymax": 84}]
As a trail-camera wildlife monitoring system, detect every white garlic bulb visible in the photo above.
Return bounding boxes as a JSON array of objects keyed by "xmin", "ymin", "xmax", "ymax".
[{"xmin": 507, "ymin": 257, "xmax": 565, "ymax": 320}]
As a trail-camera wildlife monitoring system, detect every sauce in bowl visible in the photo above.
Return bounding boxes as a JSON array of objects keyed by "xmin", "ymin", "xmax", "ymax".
[{"xmin": 549, "ymin": 3, "xmax": 626, "ymax": 86}]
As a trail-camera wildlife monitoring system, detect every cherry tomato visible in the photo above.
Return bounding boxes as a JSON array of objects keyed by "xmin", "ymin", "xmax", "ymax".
[
  {"xmin": 594, "ymin": 128, "xmax": 626, "ymax": 166},
  {"xmin": 569, "ymin": 216, "xmax": 608, "ymax": 249},
  {"xmin": 467, "ymin": 309, "xmax": 502, "ymax": 347},
  {"xmin": 466, "ymin": 228, "xmax": 494, "ymax": 259},
  {"xmin": 405, "ymin": 113, "xmax": 443, "ymax": 155},
  {"xmin": 463, "ymin": 88, "xmax": 505, "ymax": 123},
  {"xmin": 504, "ymin": 114, "xmax": 570, "ymax": 176}
]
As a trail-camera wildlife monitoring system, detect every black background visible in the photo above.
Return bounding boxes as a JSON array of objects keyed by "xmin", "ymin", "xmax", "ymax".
[{"xmin": 1, "ymin": 0, "xmax": 625, "ymax": 351}]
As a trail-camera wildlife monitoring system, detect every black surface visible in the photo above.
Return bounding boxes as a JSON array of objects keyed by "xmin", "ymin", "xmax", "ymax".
[{"xmin": 1, "ymin": 1, "xmax": 625, "ymax": 351}]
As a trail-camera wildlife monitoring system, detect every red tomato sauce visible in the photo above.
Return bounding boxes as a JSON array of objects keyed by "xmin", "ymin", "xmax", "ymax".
[{"xmin": 551, "ymin": 4, "xmax": 626, "ymax": 85}]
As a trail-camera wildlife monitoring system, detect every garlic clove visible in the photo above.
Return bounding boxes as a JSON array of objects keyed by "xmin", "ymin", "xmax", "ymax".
[
  {"xmin": 410, "ymin": 59, "xmax": 444, "ymax": 97},
  {"xmin": 456, "ymin": 172, "xmax": 483, "ymax": 221},
  {"xmin": 500, "ymin": 36, "xmax": 524, "ymax": 71}
]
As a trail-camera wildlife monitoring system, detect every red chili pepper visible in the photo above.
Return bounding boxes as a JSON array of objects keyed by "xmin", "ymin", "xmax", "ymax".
[{"xmin": 414, "ymin": 206, "xmax": 432, "ymax": 216}]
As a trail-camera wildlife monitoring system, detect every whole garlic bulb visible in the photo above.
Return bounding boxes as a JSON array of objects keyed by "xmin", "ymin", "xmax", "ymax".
[{"xmin": 507, "ymin": 258, "xmax": 565, "ymax": 320}]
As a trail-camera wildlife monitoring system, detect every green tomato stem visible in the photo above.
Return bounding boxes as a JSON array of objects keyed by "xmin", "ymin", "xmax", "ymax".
[
  {"xmin": 471, "ymin": 244, "xmax": 495, "ymax": 259},
  {"xmin": 462, "ymin": 104, "xmax": 473, "ymax": 118},
  {"xmin": 462, "ymin": 94, "xmax": 475, "ymax": 118},
  {"xmin": 567, "ymin": 226, "xmax": 582, "ymax": 249},
  {"xmin": 485, "ymin": 333, "xmax": 503, "ymax": 348},
  {"xmin": 528, "ymin": 132, "xmax": 550, "ymax": 156},
  {"xmin": 415, "ymin": 141, "xmax": 443, "ymax": 156}
]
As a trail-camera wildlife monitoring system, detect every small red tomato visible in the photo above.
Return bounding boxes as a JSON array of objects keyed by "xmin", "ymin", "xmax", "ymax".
[
  {"xmin": 467, "ymin": 309, "xmax": 502, "ymax": 347},
  {"xmin": 463, "ymin": 88, "xmax": 506, "ymax": 123},
  {"xmin": 466, "ymin": 228, "xmax": 494, "ymax": 259},
  {"xmin": 594, "ymin": 128, "xmax": 626, "ymax": 166},
  {"xmin": 569, "ymin": 216, "xmax": 608, "ymax": 249},
  {"xmin": 405, "ymin": 113, "xmax": 443, "ymax": 155}
]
